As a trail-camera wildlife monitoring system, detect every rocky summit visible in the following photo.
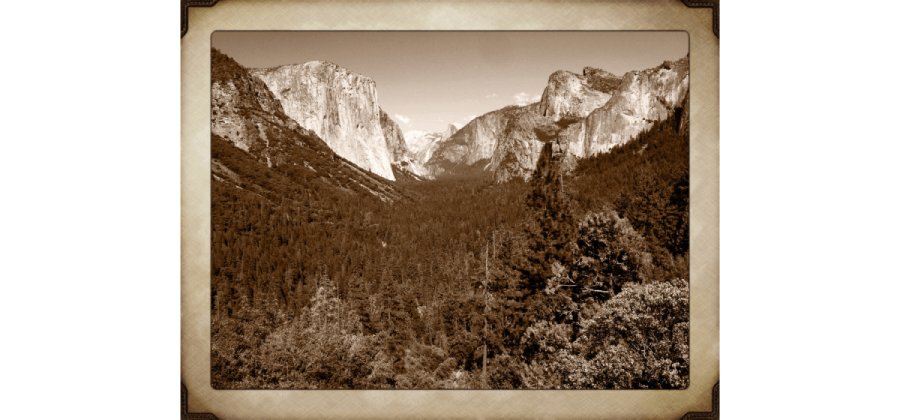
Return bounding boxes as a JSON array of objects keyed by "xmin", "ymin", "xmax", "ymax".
[
  {"xmin": 250, "ymin": 61, "xmax": 397, "ymax": 181},
  {"xmin": 566, "ymin": 56, "xmax": 690, "ymax": 156},
  {"xmin": 537, "ymin": 68, "xmax": 618, "ymax": 122}
]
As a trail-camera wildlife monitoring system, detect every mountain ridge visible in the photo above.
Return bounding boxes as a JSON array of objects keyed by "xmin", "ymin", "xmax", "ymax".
[{"xmin": 422, "ymin": 55, "xmax": 689, "ymax": 182}]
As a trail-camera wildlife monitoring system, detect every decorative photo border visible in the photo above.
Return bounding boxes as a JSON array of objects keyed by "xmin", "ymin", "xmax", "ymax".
[{"xmin": 181, "ymin": 1, "xmax": 718, "ymax": 418}]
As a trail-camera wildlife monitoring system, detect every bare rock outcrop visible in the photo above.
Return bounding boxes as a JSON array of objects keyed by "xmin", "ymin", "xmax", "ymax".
[
  {"xmin": 537, "ymin": 68, "xmax": 619, "ymax": 122},
  {"xmin": 250, "ymin": 61, "xmax": 396, "ymax": 180},
  {"xmin": 211, "ymin": 49, "xmax": 316, "ymax": 167},
  {"xmin": 489, "ymin": 104, "xmax": 553, "ymax": 182},
  {"xmin": 210, "ymin": 49, "xmax": 405, "ymax": 203},
  {"xmin": 379, "ymin": 107, "xmax": 411, "ymax": 163},
  {"xmin": 426, "ymin": 109, "xmax": 517, "ymax": 178},
  {"xmin": 424, "ymin": 56, "xmax": 688, "ymax": 182},
  {"xmin": 579, "ymin": 56, "xmax": 690, "ymax": 154}
]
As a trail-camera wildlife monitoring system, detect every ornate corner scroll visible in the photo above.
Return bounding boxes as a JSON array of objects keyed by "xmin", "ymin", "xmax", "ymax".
[
  {"xmin": 681, "ymin": 0, "xmax": 719, "ymax": 38},
  {"xmin": 680, "ymin": 382, "xmax": 720, "ymax": 420},
  {"xmin": 182, "ymin": 383, "xmax": 219, "ymax": 420},
  {"xmin": 181, "ymin": 0, "xmax": 220, "ymax": 38}
]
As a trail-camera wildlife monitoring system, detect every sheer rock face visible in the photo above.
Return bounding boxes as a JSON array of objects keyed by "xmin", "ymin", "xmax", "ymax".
[
  {"xmin": 425, "ymin": 56, "xmax": 688, "ymax": 182},
  {"xmin": 489, "ymin": 104, "xmax": 553, "ymax": 183},
  {"xmin": 380, "ymin": 107, "xmax": 411, "ymax": 163},
  {"xmin": 579, "ymin": 57, "xmax": 690, "ymax": 155},
  {"xmin": 538, "ymin": 69, "xmax": 616, "ymax": 122},
  {"xmin": 426, "ymin": 110, "xmax": 516, "ymax": 178},
  {"xmin": 378, "ymin": 109, "xmax": 435, "ymax": 180},
  {"xmin": 250, "ymin": 61, "xmax": 396, "ymax": 180},
  {"xmin": 210, "ymin": 49, "xmax": 404, "ymax": 203},
  {"xmin": 425, "ymin": 103, "xmax": 553, "ymax": 181},
  {"xmin": 557, "ymin": 121, "xmax": 587, "ymax": 171},
  {"xmin": 426, "ymin": 66, "xmax": 618, "ymax": 181}
]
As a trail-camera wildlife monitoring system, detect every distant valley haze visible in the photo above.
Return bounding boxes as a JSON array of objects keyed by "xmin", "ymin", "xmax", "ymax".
[{"xmin": 211, "ymin": 31, "xmax": 688, "ymax": 135}]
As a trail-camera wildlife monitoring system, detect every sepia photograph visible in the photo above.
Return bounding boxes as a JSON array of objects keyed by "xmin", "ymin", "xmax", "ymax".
[
  {"xmin": 209, "ymin": 31, "xmax": 690, "ymax": 390},
  {"xmin": 23, "ymin": 0, "xmax": 900, "ymax": 419}
]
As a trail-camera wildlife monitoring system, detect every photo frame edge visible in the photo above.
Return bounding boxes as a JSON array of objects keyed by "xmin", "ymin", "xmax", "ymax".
[{"xmin": 181, "ymin": 1, "xmax": 720, "ymax": 419}]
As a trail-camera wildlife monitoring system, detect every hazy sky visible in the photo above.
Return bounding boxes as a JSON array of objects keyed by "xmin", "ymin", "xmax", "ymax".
[{"xmin": 212, "ymin": 31, "xmax": 688, "ymax": 134}]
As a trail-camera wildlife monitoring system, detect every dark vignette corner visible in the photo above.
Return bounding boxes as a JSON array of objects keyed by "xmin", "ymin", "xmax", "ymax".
[
  {"xmin": 681, "ymin": 382, "xmax": 720, "ymax": 420},
  {"xmin": 182, "ymin": 383, "xmax": 219, "ymax": 420},
  {"xmin": 182, "ymin": 0, "xmax": 221, "ymax": 38},
  {"xmin": 680, "ymin": 0, "xmax": 719, "ymax": 38}
]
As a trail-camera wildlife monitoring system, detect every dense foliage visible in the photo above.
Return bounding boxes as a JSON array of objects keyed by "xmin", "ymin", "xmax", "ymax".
[{"xmin": 211, "ymin": 84, "xmax": 690, "ymax": 389}]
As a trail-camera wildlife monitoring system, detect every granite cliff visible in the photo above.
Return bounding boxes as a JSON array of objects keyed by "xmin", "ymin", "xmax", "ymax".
[
  {"xmin": 380, "ymin": 107, "xmax": 410, "ymax": 163},
  {"xmin": 538, "ymin": 67, "xmax": 619, "ymax": 122},
  {"xmin": 423, "ymin": 56, "xmax": 689, "ymax": 182},
  {"xmin": 425, "ymin": 109, "xmax": 517, "ymax": 178},
  {"xmin": 378, "ymin": 108, "xmax": 433, "ymax": 180},
  {"xmin": 210, "ymin": 48, "xmax": 405, "ymax": 203},
  {"xmin": 250, "ymin": 61, "xmax": 396, "ymax": 180},
  {"xmin": 576, "ymin": 56, "xmax": 690, "ymax": 155}
]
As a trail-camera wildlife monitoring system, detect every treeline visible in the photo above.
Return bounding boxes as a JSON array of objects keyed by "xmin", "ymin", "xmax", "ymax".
[{"xmin": 211, "ymin": 107, "xmax": 689, "ymax": 389}]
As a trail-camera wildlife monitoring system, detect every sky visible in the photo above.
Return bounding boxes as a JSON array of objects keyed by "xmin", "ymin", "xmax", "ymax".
[{"xmin": 211, "ymin": 31, "xmax": 688, "ymax": 134}]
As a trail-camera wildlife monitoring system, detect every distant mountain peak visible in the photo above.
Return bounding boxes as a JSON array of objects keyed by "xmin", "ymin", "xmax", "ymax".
[{"xmin": 442, "ymin": 124, "xmax": 458, "ymax": 139}]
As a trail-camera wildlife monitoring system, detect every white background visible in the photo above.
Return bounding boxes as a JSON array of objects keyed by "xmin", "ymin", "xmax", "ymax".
[{"xmin": 2, "ymin": 1, "xmax": 898, "ymax": 418}]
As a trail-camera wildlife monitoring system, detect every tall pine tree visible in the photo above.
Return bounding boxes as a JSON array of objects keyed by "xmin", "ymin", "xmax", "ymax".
[{"xmin": 518, "ymin": 141, "xmax": 578, "ymax": 296}]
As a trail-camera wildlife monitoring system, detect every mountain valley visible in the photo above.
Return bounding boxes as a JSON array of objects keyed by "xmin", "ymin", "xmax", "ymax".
[{"xmin": 209, "ymin": 45, "xmax": 691, "ymax": 390}]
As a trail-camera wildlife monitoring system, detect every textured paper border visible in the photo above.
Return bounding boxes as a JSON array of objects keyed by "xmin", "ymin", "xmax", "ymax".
[{"xmin": 181, "ymin": 1, "xmax": 719, "ymax": 418}]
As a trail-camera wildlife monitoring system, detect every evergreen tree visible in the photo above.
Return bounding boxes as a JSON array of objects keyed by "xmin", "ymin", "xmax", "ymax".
[
  {"xmin": 518, "ymin": 141, "xmax": 578, "ymax": 296},
  {"xmin": 348, "ymin": 274, "xmax": 376, "ymax": 333},
  {"xmin": 572, "ymin": 209, "xmax": 653, "ymax": 298}
]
